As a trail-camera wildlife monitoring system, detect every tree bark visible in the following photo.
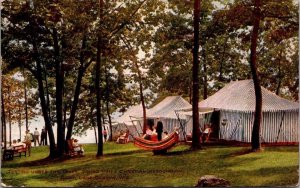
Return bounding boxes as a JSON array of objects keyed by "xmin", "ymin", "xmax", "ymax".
[
  {"xmin": 94, "ymin": 126, "xmax": 98, "ymax": 144},
  {"xmin": 191, "ymin": 0, "xmax": 202, "ymax": 150},
  {"xmin": 53, "ymin": 28, "xmax": 65, "ymax": 157},
  {"xmin": 33, "ymin": 41, "xmax": 56, "ymax": 158},
  {"xmin": 96, "ymin": 0, "xmax": 104, "ymax": 157},
  {"xmin": 66, "ymin": 35, "xmax": 89, "ymax": 141},
  {"xmin": 91, "ymin": 106, "xmax": 98, "ymax": 144},
  {"xmin": 275, "ymin": 50, "xmax": 283, "ymax": 95},
  {"xmin": 139, "ymin": 76, "xmax": 147, "ymax": 134},
  {"xmin": 105, "ymin": 68, "xmax": 113, "ymax": 141},
  {"xmin": 1, "ymin": 91, "xmax": 7, "ymax": 148},
  {"xmin": 18, "ymin": 103, "xmax": 22, "ymax": 140},
  {"xmin": 96, "ymin": 34, "xmax": 103, "ymax": 156},
  {"xmin": 7, "ymin": 86, "xmax": 12, "ymax": 146},
  {"xmin": 250, "ymin": 0, "xmax": 262, "ymax": 152},
  {"xmin": 120, "ymin": 36, "xmax": 147, "ymax": 134},
  {"xmin": 22, "ymin": 67, "xmax": 29, "ymax": 131},
  {"xmin": 202, "ymin": 48, "xmax": 208, "ymax": 99}
]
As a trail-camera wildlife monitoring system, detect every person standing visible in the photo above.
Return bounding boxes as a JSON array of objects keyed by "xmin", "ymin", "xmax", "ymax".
[
  {"xmin": 33, "ymin": 128, "xmax": 40, "ymax": 146},
  {"xmin": 103, "ymin": 128, "xmax": 108, "ymax": 142},
  {"xmin": 24, "ymin": 130, "xmax": 32, "ymax": 156},
  {"xmin": 156, "ymin": 118, "xmax": 163, "ymax": 141},
  {"xmin": 40, "ymin": 129, "xmax": 47, "ymax": 146}
]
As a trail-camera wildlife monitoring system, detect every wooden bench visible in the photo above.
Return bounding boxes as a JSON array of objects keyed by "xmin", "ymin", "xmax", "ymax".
[
  {"xmin": 67, "ymin": 140, "xmax": 84, "ymax": 157},
  {"xmin": 2, "ymin": 145, "xmax": 26, "ymax": 160},
  {"xmin": 13, "ymin": 145, "xmax": 27, "ymax": 157}
]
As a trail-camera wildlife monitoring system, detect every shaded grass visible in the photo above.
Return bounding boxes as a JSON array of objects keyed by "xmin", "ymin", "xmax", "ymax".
[{"xmin": 1, "ymin": 143, "xmax": 299, "ymax": 187}]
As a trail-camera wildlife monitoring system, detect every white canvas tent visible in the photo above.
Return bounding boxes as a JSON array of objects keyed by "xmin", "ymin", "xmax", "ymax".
[
  {"xmin": 147, "ymin": 96, "xmax": 192, "ymax": 140},
  {"xmin": 188, "ymin": 80, "xmax": 299, "ymax": 143},
  {"xmin": 112, "ymin": 104, "xmax": 144, "ymax": 140}
]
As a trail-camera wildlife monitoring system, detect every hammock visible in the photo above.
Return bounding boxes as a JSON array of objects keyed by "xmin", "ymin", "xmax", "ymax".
[{"xmin": 134, "ymin": 132, "xmax": 179, "ymax": 151}]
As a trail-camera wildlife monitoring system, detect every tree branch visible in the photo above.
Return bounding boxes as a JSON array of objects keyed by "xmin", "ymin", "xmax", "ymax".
[{"xmin": 108, "ymin": 0, "xmax": 147, "ymax": 39}]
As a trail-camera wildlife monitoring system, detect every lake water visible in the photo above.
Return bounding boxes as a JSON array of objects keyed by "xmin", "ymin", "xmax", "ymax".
[{"xmin": 3, "ymin": 116, "xmax": 109, "ymax": 145}]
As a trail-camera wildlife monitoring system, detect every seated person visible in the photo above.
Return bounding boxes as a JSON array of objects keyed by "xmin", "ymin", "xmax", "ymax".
[
  {"xmin": 7, "ymin": 139, "xmax": 26, "ymax": 150},
  {"xmin": 116, "ymin": 130, "xmax": 129, "ymax": 143},
  {"xmin": 143, "ymin": 125, "xmax": 153, "ymax": 140},
  {"xmin": 72, "ymin": 139, "xmax": 84, "ymax": 155},
  {"xmin": 143, "ymin": 125, "xmax": 157, "ymax": 141},
  {"xmin": 202, "ymin": 124, "xmax": 212, "ymax": 142},
  {"xmin": 17, "ymin": 139, "xmax": 27, "ymax": 146},
  {"xmin": 163, "ymin": 131, "xmax": 169, "ymax": 139}
]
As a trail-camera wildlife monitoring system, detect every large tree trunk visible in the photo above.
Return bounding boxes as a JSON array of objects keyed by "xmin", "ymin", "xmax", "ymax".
[
  {"xmin": 191, "ymin": 0, "xmax": 202, "ymax": 150},
  {"xmin": 34, "ymin": 51, "xmax": 56, "ymax": 158},
  {"xmin": 139, "ymin": 77, "xmax": 147, "ymax": 134},
  {"xmin": 96, "ymin": 0, "xmax": 104, "ymax": 157},
  {"xmin": 121, "ymin": 36, "xmax": 147, "ymax": 134},
  {"xmin": 202, "ymin": 48, "xmax": 208, "ymax": 99},
  {"xmin": 275, "ymin": 50, "xmax": 283, "ymax": 96},
  {"xmin": 250, "ymin": 0, "xmax": 262, "ymax": 152},
  {"xmin": 7, "ymin": 86, "xmax": 12, "ymax": 146},
  {"xmin": 22, "ymin": 67, "xmax": 29, "ymax": 131},
  {"xmin": 218, "ymin": 37, "xmax": 228, "ymax": 88},
  {"xmin": 32, "ymin": 32, "xmax": 56, "ymax": 158},
  {"xmin": 18, "ymin": 104, "xmax": 22, "ymax": 140},
  {"xmin": 53, "ymin": 28, "xmax": 65, "ymax": 157},
  {"xmin": 94, "ymin": 126, "xmax": 98, "ymax": 144},
  {"xmin": 66, "ymin": 35, "xmax": 88, "ymax": 141},
  {"xmin": 42, "ymin": 61, "xmax": 51, "ymax": 147},
  {"xmin": 131, "ymin": 57, "xmax": 146, "ymax": 134},
  {"xmin": 29, "ymin": 0, "xmax": 54, "ymax": 156},
  {"xmin": 105, "ymin": 68, "xmax": 113, "ymax": 141},
  {"xmin": 65, "ymin": 67, "xmax": 84, "ymax": 140},
  {"xmin": 96, "ymin": 35, "xmax": 104, "ymax": 156},
  {"xmin": 1, "ymin": 91, "xmax": 7, "ymax": 149}
]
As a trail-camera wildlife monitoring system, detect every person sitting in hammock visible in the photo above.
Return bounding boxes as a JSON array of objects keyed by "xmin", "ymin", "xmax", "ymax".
[
  {"xmin": 143, "ymin": 125, "xmax": 157, "ymax": 141},
  {"xmin": 163, "ymin": 131, "xmax": 169, "ymax": 139}
]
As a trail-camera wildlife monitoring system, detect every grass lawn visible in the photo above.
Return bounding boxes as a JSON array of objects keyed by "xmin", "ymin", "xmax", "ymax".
[{"xmin": 1, "ymin": 143, "xmax": 299, "ymax": 187}]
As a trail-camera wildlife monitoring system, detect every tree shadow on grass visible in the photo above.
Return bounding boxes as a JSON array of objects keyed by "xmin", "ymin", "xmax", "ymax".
[
  {"xmin": 220, "ymin": 148, "xmax": 258, "ymax": 159},
  {"xmin": 3, "ymin": 149, "xmax": 148, "ymax": 168},
  {"xmin": 161, "ymin": 148, "xmax": 196, "ymax": 156},
  {"xmin": 101, "ymin": 149, "xmax": 148, "ymax": 157}
]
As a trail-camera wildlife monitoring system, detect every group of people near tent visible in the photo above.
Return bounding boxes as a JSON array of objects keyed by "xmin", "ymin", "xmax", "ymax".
[{"xmin": 142, "ymin": 119, "xmax": 169, "ymax": 142}]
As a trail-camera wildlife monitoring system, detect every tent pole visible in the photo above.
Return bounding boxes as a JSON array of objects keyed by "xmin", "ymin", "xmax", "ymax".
[
  {"xmin": 129, "ymin": 116, "xmax": 141, "ymax": 137},
  {"xmin": 275, "ymin": 111, "xmax": 286, "ymax": 143},
  {"xmin": 131, "ymin": 115, "xmax": 143, "ymax": 136},
  {"xmin": 175, "ymin": 110, "xmax": 187, "ymax": 141},
  {"xmin": 229, "ymin": 115, "xmax": 242, "ymax": 140},
  {"xmin": 123, "ymin": 123, "xmax": 135, "ymax": 140}
]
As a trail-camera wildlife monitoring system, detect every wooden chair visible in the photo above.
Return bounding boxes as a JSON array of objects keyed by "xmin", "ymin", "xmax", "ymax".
[{"xmin": 117, "ymin": 132, "xmax": 129, "ymax": 144}]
